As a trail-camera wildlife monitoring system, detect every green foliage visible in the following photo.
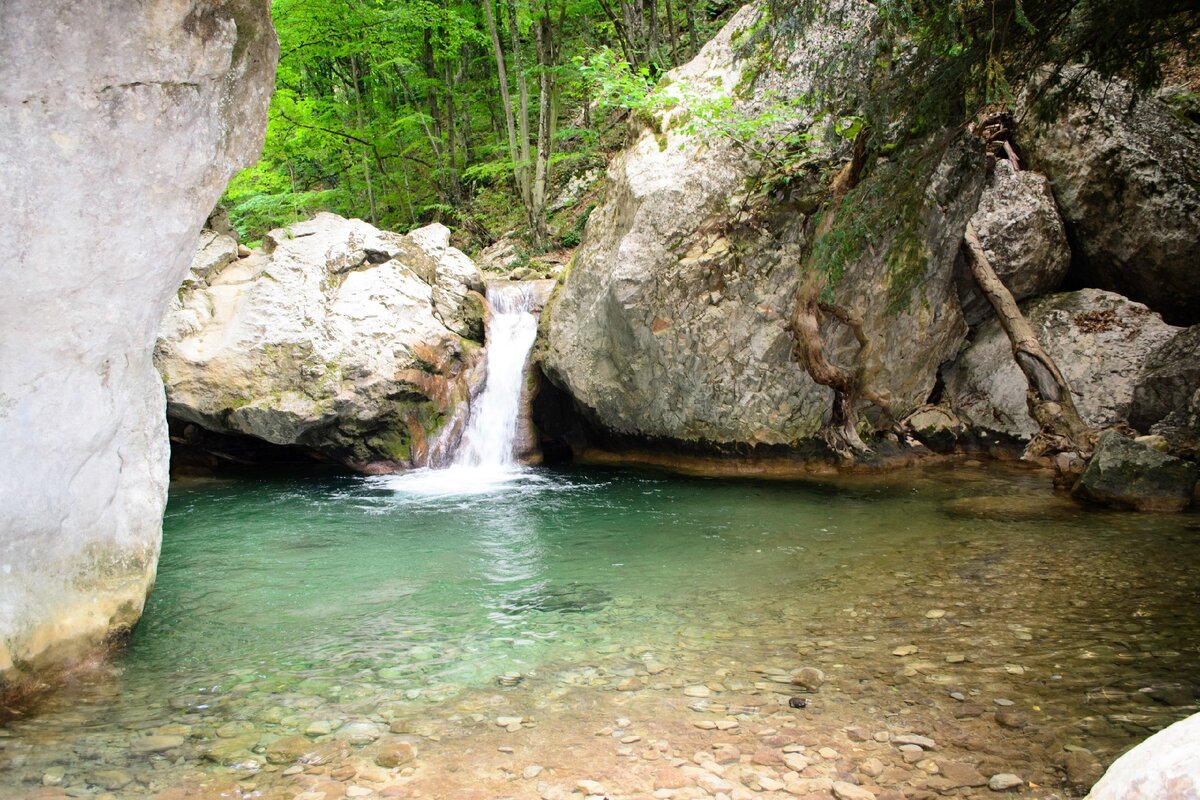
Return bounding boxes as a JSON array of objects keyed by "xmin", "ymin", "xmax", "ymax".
[
  {"xmin": 558, "ymin": 202, "xmax": 595, "ymax": 247},
  {"xmin": 805, "ymin": 149, "xmax": 935, "ymax": 310},
  {"xmin": 223, "ymin": 0, "xmax": 738, "ymax": 245},
  {"xmin": 576, "ymin": 44, "xmax": 819, "ymax": 166}
]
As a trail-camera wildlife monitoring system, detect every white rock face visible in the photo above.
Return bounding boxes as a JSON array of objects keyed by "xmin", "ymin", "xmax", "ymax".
[
  {"xmin": 0, "ymin": 2, "xmax": 276, "ymax": 688},
  {"xmin": 1086, "ymin": 712, "xmax": 1200, "ymax": 799},
  {"xmin": 544, "ymin": 2, "xmax": 981, "ymax": 448},
  {"xmin": 156, "ymin": 214, "xmax": 486, "ymax": 471},
  {"xmin": 946, "ymin": 289, "xmax": 1181, "ymax": 439}
]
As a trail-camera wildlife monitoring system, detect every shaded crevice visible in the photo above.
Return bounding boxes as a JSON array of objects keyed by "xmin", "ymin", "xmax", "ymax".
[{"xmin": 167, "ymin": 416, "xmax": 342, "ymax": 477}]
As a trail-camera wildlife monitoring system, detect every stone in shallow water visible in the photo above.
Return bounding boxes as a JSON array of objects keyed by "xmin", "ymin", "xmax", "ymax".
[
  {"xmin": 130, "ymin": 735, "xmax": 184, "ymax": 755},
  {"xmin": 266, "ymin": 735, "xmax": 324, "ymax": 765},
  {"xmin": 373, "ymin": 739, "xmax": 417, "ymax": 768},
  {"xmin": 989, "ymin": 773, "xmax": 1024, "ymax": 791},
  {"xmin": 1072, "ymin": 431, "xmax": 1199, "ymax": 512},
  {"xmin": 936, "ymin": 760, "xmax": 987, "ymax": 788},
  {"xmin": 502, "ymin": 583, "xmax": 613, "ymax": 615},
  {"xmin": 203, "ymin": 733, "xmax": 260, "ymax": 766},
  {"xmin": 893, "ymin": 734, "xmax": 937, "ymax": 750},
  {"xmin": 335, "ymin": 721, "xmax": 382, "ymax": 746},
  {"xmin": 940, "ymin": 494, "xmax": 1081, "ymax": 521},
  {"xmin": 790, "ymin": 667, "xmax": 825, "ymax": 690},
  {"xmin": 1064, "ymin": 750, "xmax": 1106, "ymax": 791},
  {"xmin": 832, "ymin": 780, "xmax": 876, "ymax": 800}
]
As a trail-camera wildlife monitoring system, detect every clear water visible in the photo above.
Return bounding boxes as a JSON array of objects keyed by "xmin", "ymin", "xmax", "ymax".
[{"xmin": 2, "ymin": 464, "xmax": 1198, "ymax": 798}]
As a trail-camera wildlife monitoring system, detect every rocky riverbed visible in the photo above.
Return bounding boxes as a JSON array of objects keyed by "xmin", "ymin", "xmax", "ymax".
[{"xmin": 2, "ymin": 463, "xmax": 1197, "ymax": 800}]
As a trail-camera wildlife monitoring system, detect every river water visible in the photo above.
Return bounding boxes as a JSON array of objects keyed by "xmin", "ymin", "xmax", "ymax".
[
  {"xmin": 3, "ymin": 285, "xmax": 1198, "ymax": 798},
  {"xmin": 1, "ymin": 464, "xmax": 1197, "ymax": 799}
]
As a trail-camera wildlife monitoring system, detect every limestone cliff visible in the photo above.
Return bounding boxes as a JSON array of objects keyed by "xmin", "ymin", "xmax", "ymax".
[
  {"xmin": 0, "ymin": 2, "xmax": 277, "ymax": 691},
  {"xmin": 538, "ymin": 3, "xmax": 1199, "ymax": 476},
  {"xmin": 542, "ymin": 3, "xmax": 981, "ymax": 454}
]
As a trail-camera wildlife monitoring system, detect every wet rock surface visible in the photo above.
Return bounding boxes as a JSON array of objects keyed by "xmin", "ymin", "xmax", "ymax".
[
  {"xmin": 1072, "ymin": 431, "xmax": 1198, "ymax": 512},
  {"xmin": 1085, "ymin": 712, "xmax": 1200, "ymax": 800},
  {"xmin": 1130, "ymin": 325, "xmax": 1200, "ymax": 460}
]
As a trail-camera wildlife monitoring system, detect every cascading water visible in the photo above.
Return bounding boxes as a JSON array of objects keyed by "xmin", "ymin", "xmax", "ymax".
[
  {"xmin": 386, "ymin": 282, "xmax": 542, "ymax": 496},
  {"xmin": 452, "ymin": 282, "xmax": 539, "ymax": 470}
]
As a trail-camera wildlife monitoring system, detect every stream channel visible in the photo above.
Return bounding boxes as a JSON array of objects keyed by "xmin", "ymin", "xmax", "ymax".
[{"xmin": 1, "ymin": 284, "xmax": 1197, "ymax": 799}]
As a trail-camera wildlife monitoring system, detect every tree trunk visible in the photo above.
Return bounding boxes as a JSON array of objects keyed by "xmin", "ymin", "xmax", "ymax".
[
  {"xmin": 663, "ymin": 0, "xmax": 679, "ymax": 62},
  {"xmin": 350, "ymin": 56, "xmax": 378, "ymax": 225},
  {"xmin": 623, "ymin": 1, "xmax": 646, "ymax": 66},
  {"xmin": 963, "ymin": 221, "xmax": 1090, "ymax": 460},
  {"xmin": 684, "ymin": 1, "xmax": 699, "ymax": 58},
  {"xmin": 787, "ymin": 275, "xmax": 873, "ymax": 457},
  {"xmin": 530, "ymin": 6, "xmax": 557, "ymax": 249},
  {"xmin": 483, "ymin": 0, "xmax": 527, "ymax": 206},
  {"xmin": 785, "ymin": 141, "xmax": 891, "ymax": 460},
  {"xmin": 646, "ymin": 0, "xmax": 660, "ymax": 67},
  {"xmin": 506, "ymin": 0, "xmax": 533, "ymax": 209},
  {"xmin": 442, "ymin": 58, "xmax": 462, "ymax": 204}
]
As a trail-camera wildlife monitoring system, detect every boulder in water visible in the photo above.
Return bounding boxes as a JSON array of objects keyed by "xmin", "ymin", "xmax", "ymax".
[
  {"xmin": 1072, "ymin": 431, "xmax": 1198, "ymax": 512},
  {"xmin": 0, "ymin": 1, "xmax": 276, "ymax": 692},
  {"xmin": 1085, "ymin": 712, "xmax": 1200, "ymax": 799},
  {"xmin": 1130, "ymin": 325, "xmax": 1200, "ymax": 459},
  {"xmin": 156, "ymin": 213, "xmax": 486, "ymax": 472}
]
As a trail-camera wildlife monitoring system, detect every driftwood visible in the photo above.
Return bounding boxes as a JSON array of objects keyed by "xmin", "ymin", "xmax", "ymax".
[{"xmin": 963, "ymin": 221, "xmax": 1090, "ymax": 461}]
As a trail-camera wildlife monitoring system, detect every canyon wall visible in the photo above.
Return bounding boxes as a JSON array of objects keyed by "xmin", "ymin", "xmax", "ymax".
[{"xmin": 0, "ymin": 1, "xmax": 277, "ymax": 691}]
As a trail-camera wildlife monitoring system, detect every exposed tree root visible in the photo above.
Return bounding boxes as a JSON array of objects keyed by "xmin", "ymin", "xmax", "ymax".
[
  {"xmin": 787, "ymin": 273, "xmax": 895, "ymax": 460},
  {"xmin": 963, "ymin": 221, "xmax": 1093, "ymax": 472}
]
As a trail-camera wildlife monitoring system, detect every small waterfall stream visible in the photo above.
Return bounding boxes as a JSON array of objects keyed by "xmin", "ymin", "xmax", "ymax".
[
  {"xmin": 387, "ymin": 281, "xmax": 542, "ymax": 495},
  {"xmin": 452, "ymin": 283, "xmax": 539, "ymax": 470}
]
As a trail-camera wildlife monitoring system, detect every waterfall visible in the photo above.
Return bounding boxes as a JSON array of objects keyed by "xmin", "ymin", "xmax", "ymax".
[
  {"xmin": 385, "ymin": 281, "xmax": 543, "ymax": 496},
  {"xmin": 452, "ymin": 282, "xmax": 539, "ymax": 470}
]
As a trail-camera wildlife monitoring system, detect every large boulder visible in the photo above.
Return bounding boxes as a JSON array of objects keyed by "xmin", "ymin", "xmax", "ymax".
[
  {"xmin": 0, "ymin": 2, "xmax": 276, "ymax": 690},
  {"xmin": 1020, "ymin": 69, "xmax": 1200, "ymax": 325},
  {"xmin": 1086, "ymin": 712, "xmax": 1200, "ymax": 799},
  {"xmin": 1073, "ymin": 431, "xmax": 1198, "ymax": 512},
  {"xmin": 946, "ymin": 289, "xmax": 1181, "ymax": 439},
  {"xmin": 956, "ymin": 160, "xmax": 1071, "ymax": 325},
  {"xmin": 543, "ymin": 2, "xmax": 979, "ymax": 449},
  {"xmin": 1129, "ymin": 326, "xmax": 1200, "ymax": 459},
  {"xmin": 156, "ymin": 213, "xmax": 486, "ymax": 472}
]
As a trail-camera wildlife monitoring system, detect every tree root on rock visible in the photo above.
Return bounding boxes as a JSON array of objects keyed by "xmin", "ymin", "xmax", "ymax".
[
  {"xmin": 963, "ymin": 220, "xmax": 1095, "ymax": 480},
  {"xmin": 786, "ymin": 272, "xmax": 898, "ymax": 461}
]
